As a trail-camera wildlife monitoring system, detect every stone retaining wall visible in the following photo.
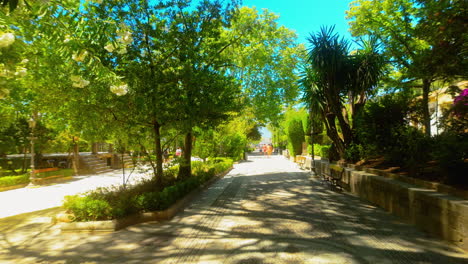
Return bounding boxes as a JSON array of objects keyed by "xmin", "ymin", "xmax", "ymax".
[{"xmin": 313, "ymin": 159, "xmax": 468, "ymax": 251}]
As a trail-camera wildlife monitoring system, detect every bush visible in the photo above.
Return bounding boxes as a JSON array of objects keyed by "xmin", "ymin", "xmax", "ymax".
[
  {"xmin": 63, "ymin": 196, "xmax": 112, "ymax": 221},
  {"xmin": 313, "ymin": 144, "xmax": 330, "ymax": 159},
  {"xmin": 287, "ymin": 119, "xmax": 305, "ymax": 156},
  {"xmin": 432, "ymin": 132, "xmax": 468, "ymax": 186},
  {"xmin": 345, "ymin": 143, "xmax": 364, "ymax": 162},
  {"xmin": 63, "ymin": 158, "xmax": 233, "ymax": 221},
  {"xmin": 0, "ymin": 174, "xmax": 29, "ymax": 187},
  {"xmin": 354, "ymin": 93, "xmax": 410, "ymax": 160}
]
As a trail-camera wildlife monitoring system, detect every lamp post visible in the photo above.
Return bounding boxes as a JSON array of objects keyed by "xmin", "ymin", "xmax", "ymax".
[{"xmin": 28, "ymin": 117, "xmax": 37, "ymax": 186}]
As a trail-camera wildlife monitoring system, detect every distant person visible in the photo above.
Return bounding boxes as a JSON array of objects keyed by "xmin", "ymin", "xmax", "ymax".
[
  {"xmin": 175, "ymin": 147, "xmax": 182, "ymax": 157},
  {"xmin": 262, "ymin": 144, "xmax": 267, "ymax": 155},
  {"xmin": 267, "ymin": 144, "xmax": 273, "ymax": 157}
]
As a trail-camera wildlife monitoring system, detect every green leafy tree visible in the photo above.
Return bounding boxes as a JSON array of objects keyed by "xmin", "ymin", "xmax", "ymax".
[
  {"xmin": 224, "ymin": 6, "xmax": 303, "ymax": 123},
  {"xmin": 166, "ymin": 1, "xmax": 242, "ymax": 179},
  {"xmin": 346, "ymin": 0, "xmax": 467, "ymax": 136}
]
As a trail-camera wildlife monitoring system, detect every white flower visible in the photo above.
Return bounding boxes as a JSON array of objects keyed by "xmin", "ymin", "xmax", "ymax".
[
  {"xmin": 110, "ymin": 84, "xmax": 128, "ymax": 96},
  {"xmin": 70, "ymin": 75, "xmax": 90, "ymax": 88},
  {"xmin": 72, "ymin": 50, "xmax": 88, "ymax": 62},
  {"xmin": 104, "ymin": 43, "xmax": 116, "ymax": 53},
  {"xmin": 63, "ymin": 35, "xmax": 71, "ymax": 43},
  {"xmin": 15, "ymin": 67, "xmax": 27, "ymax": 77},
  {"xmin": 0, "ymin": 32, "xmax": 15, "ymax": 48},
  {"xmin": 21, "ymin": 59, "xmax": 29, "ymax": 64},
  {"xmin": 118, "ymin": 31, "xmax": 133, "ymax": 45}
]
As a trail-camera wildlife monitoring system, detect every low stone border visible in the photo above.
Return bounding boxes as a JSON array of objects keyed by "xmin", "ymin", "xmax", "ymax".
[
  {"xmin": 293, "ymin": 154, "xmax": 467, "ymax": 200},
  {"xmin": 58, "ymin": 167, "xmax": 233, "ymax": 232},
  {"xmin": 347, "ymin": 164, "xmax": 468, "ymax": 200},
  {"xmin": 314, "ymin": 159, "xmax": 468, "ymax": 251},
  {"xmin": 34, "ymin": 175, "xmax": 73, "ymax": 185}
]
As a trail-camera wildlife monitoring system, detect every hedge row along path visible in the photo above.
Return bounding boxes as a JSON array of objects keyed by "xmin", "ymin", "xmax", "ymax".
[{"xmin": 1, "ymin": 154, "xmax": 467, "ymax": 263}]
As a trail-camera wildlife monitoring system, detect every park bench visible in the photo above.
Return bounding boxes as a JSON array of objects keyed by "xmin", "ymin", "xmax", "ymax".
[
  {"xmin": 296, "ymin": 156, "xmax": 307, "ymax": 169},
  {"xmin": 322, "ymin": 164, "xmax": 344, "ymax": 189}
]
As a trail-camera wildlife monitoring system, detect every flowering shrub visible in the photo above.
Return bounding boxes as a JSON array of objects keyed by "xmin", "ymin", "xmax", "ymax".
[{"xmin": 453, "ymin": 89, "xmax": 468, "ymax": 117}]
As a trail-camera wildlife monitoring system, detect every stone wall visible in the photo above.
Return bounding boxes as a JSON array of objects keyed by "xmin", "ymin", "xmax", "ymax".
[{"xmin": 313, "ymin": 159, "xmax": 468, "ymax": 251}]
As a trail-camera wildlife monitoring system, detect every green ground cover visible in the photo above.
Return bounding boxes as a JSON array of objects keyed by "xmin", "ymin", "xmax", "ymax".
[
  {"xmin": 0, "ymin": 168, "xmax": 74, "ymax": 188},
  {"xmin": 63, "ymin": 158, "xmax": 233, "ymax": 221}
]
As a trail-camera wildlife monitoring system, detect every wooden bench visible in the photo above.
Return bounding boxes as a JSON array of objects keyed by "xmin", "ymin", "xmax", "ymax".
[
  {"xmin": 296, "ymin": 156, "xmax": 307, "ymax": 169},
  {"xmin": 322, "ymin": 164, "xmax": 344, "ymax": 189}
]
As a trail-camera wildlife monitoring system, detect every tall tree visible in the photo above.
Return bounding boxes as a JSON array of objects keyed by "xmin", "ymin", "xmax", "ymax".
[
  {"xmin": 346, "ymin": 0, "xmax": 467, "ymax": 136},
  {"xmin": 223, "ymin": 6, "xmax": 303, "ymax": 123},
  {"xmin": 167, "ymin": 0, "xmax": 242, "ymax": 178},
  {"xmin": 301, "ymin": 27, "xmax": 384, "ymax": 160}
]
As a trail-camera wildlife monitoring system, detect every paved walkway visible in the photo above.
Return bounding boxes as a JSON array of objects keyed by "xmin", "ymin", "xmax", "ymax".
[
  {"xmin": 0, "ymin": 155, "xmax": 467, "ymax": 263},
  {"xmin": 0, "ymin": 167, "xmax": 152, "ymax": 218}
]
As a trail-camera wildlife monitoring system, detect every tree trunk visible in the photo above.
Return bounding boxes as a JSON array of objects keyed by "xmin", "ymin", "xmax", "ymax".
[
  {"xmin": 422, "ymin": 78, "xmax": 432, "ymax": 136},
  {"xmin": 178, "ymin": 130, "xmax": 193, "ymax": 179},
  {"xmin": 324, "ymin": 113, "xmax": 346, "ymax": 160},
  {"xmin": 153, "ymin": 121, "xmax": 164, "ymax": 185},
  {"xmin": 91, "ymin": 142, "xmax": 98, "ymax": 154},
  {"xmin": 334, "ymin": 107, "xmax": 353, "ymax": 147},
  {"xmin": 328, "ymin": 92, "xmax": 353, "ymax": 149},
  {"xmin": 72, "ymin": 138, "xmax": 79, "ymax": 175}
]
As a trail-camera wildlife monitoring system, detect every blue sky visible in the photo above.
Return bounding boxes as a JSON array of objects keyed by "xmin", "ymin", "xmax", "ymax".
[
  {"xmin": 241, "ymin": 0, "xmax": 354, "ymax": 139},
  {"xmin": 241, "ymin": 0, "xmax": 353, "ymax": 46}
]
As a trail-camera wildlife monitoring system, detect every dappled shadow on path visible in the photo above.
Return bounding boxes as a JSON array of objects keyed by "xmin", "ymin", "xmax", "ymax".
[{"xmin": 1, "ymin": 169, "xmax": 467, "ymax": 263}]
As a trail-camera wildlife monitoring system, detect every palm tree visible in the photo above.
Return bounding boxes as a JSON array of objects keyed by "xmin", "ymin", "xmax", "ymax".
[{"xmin": 301, "ymin": 26, "xmax": 385, "ymax": 160}]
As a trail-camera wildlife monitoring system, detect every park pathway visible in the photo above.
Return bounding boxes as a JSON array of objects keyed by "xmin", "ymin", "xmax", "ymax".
[{"xmin": 0, "ymin": 155, "xmax": 467, "ymax": 263}]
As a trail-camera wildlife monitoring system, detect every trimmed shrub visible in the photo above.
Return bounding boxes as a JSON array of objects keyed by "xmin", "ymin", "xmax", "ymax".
[
  {"xmin": 63, "ymin": 196, "xmax": 112, "ymax": 221},
  {"xmin": 63, "ymin": 158, "xmax": 233, "ymax": 221},
  {"xmin": 287, "ymin": 119, "xmax": 305, "ymax": 156},
  {"xmin": 0, "ymin": 174, "xmax": 29, "ymax": 187}
]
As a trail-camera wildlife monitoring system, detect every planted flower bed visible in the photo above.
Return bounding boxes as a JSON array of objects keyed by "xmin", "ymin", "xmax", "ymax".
[{"xmin": 60, "ymin": 158, "xmax": 233, "ymax": 228}]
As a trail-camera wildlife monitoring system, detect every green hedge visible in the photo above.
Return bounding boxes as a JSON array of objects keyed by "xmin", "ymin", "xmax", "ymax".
[
  {"xmin": 287, "ymin": 119, "xmax": 305, "ymax": 156},
  {"xmin": 0, "ymin": 168, "xmax": 75, "ymax": 188},
  {"xmin": 313, "ymin": 144, "xmax": 330, "ymax": 159},
  {"xmin": 0, "ymin": 174, "xmax": 29, "ymax": 187},
  {"xmin": 63, "ymin": 159, "xmax": 233, "ymax": 221}
]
